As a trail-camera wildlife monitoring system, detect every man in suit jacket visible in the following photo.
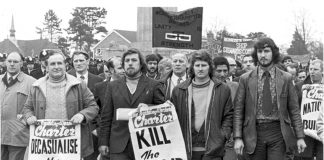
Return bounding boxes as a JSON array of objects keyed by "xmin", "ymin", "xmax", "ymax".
[
  {"xmin": 160, "ymin": 53, "xmax": 188, "ymax": 100},
  {"xmin": 98, "ymin": 48, "xmax": 165, "ymax": 160},
  {"xmin": 67, "ymin": 51, "xmax": 103, "ymax": 160},
  {"xmin": 233, "ymin": 37, "xmax": 306, "ymax": 160}
]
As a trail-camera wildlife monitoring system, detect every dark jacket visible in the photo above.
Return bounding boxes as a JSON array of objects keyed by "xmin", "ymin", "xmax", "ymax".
[
  {"xmin": 98, "ymin": 75, "xmax": 165, "ymax": 153},
  {"xmin": 22, "ymin": 74, "xmax": 99, "ymax": 157},
  {"xmin": 233, "ymin": 67, "xmax": 305, "ymax": 154},
  {"xmin": 295, "ymin": 75, "xmax": 312, "ymax": 105},
  {"xmin": 171, "ymin": 78, "xmax": 233, "ymax": 159},
  {"xmin": 160, "ymin": 71, "xmax": 189, "ymax": 100},
  {"xmin": 30, "ymin": 67, "xmax": 46, "ymax": 79},
  {"xmin": 67, "ymin": 69, "xmax": 104, "ymax": 94}
]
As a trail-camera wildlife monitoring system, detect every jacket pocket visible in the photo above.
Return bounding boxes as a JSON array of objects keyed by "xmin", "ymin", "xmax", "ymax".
[{"xmin": 17, "ymin": 90, "xmax": 28, "ymax": 113}]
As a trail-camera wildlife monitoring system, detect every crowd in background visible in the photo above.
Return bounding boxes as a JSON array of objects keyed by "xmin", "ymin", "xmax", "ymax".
[{"xmin": 0, "ymin": 37, "xmax": 323, "ymax": 160}]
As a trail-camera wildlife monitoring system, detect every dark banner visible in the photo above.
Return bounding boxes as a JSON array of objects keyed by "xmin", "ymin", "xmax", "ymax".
[
  {"xmin": 223, "ymin": 37, "xmax": 255, "ymax": 55},
  {"xmin": 152, "ymin": 7, "xmax": 203, "ymax": 50}
]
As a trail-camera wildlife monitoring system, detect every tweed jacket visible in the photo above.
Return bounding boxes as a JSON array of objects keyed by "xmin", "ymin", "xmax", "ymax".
[{"xmin": 233, "ymin": 67, "xmax": 305, "ymax": 154}]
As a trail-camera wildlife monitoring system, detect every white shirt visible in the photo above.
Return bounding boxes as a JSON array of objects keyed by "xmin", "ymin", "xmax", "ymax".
[
  {"xmin": 7, "ymin": 72, "xmax": 19, "ymax": 82},
  {"xmin": 170, "ymin": 73, "xmax": 186, "ymax": 94},
  {"xmin": 76, "ymin": 71, "xmax": 88, "ymax": 85}
]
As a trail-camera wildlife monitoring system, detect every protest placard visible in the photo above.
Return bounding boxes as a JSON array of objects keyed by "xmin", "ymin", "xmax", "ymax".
[
  {"xmin": 223, "ymin": 37, "xmax": 254, "ymax": 55},
  {"xmin": 28, "ymin": 119, "xmax": 81, "ymax": 160},
  {"xmin": 301, "ymin": 84, "xmax": 323, "ymax": 141},
  {"xmin": 152, "ymin": 7, "xmax": 203, "ymax": 50},
  {"xmin": 129, "ymin": 101, "xmax": 187, "ymax": 160}
]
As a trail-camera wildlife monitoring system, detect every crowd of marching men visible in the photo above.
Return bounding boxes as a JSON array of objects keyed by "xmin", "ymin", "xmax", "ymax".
[{"xmin": 0, "ymin": 37, "xmax": 323, "ymax": 160}]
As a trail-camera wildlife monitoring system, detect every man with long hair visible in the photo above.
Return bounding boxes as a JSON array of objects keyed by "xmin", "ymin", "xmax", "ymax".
[
  {"xmin": 233, "ymin": 37, "xmax": 306, "ymax": 160},
  {"xmin": 171, "ymin": 50, "xmax": 233, "ymax": 160}
]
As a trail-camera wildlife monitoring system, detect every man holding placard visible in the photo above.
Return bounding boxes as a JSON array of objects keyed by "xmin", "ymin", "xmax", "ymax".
[
  {"xmin": 22, "ymin": 50, "xmax": 99, "ymax": 159},
  {"xmin": 98, "ymin": 48, "xmax": 165, "ymax": 160},
  {"xmin": 171, "ymin": 50, "xmax": 233, "ymax": 160},
  {"xmin": 295, "ymin": 59, "xmax": 323, "ymax": 160}
]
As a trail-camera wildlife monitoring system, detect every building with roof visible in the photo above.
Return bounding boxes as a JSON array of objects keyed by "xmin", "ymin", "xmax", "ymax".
[
  {"xmin": 0, "ymin": 15, "xmax": 58, "ymax": 57},
  {"xmin": 93, "ymin": 29, "xmax": 136, "ymax": 60}
]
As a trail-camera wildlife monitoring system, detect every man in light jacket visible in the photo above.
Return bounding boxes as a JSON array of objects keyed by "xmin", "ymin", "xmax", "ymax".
[
  {"xmin": 1, "ymin": 52, "xmax": 36, "ymax": 160},
  {"xmin": 22, "ymin": 50, "xmax": 99, "ymax": 158}
]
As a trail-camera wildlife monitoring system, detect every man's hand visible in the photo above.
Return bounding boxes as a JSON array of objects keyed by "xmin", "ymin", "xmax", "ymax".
[
  {"xmin": 70, "ymin": 113, "xmax": 84, "ymax": 124},
  {"xmin": 99, "ymin": 145, "xmax": 109, "ymax": 156},
  {"xmin": 26, "ymin": 116, "xmax": 37, "ymax": 125},
  {"xmin": 297, "ymin": 138, "xmax": 307, "ymax": 153},
  {"xmin": 136, "ymin": 103, "xmax": 149, "ymax": 113},
  {"xmin": 92, "ymin": 129, "xmax": 97, "ymax": 136},
  {"xmin": 234, "ymin": 138, "xmax": 244, "ymax": 155}
]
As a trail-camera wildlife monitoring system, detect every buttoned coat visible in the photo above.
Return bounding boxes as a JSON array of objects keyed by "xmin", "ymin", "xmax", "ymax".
[
  {"xmin": 233, "ymin": 67, "xmax": 305, "ymax": 154},
  {"xmin": 0, "ymin": 72, "xmax": 36, "ymax": 146}
]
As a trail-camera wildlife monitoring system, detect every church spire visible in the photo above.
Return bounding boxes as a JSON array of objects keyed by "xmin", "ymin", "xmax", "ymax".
[{"xmin": 10, "ymin": 15, "xmax": 15, "ymax": 38}]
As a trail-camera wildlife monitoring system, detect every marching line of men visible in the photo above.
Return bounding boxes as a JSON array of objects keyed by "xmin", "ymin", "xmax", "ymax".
[{"xmin": 1, "ymin": 37, "xmax": 323, "ymax": 160}]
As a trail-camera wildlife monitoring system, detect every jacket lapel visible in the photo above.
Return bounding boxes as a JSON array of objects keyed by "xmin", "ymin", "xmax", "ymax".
[
  {"xmin": 248, "ymin": 69, "xmax": 258, "ymax": 105},
  {"xmin": 116, "ymin": 78, "xmax": 131, "ymax": 105},
  {"xmin": 276, "ymin": 68, "xmax": 284, "ymax": 108},
  {"xmin": 131, "ymin": 75, "xmax": 147, "ymax": 105}
]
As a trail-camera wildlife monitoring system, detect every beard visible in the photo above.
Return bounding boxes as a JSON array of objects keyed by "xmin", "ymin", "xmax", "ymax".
[
  {"xmin": 258, "ymin": 59, "xmax": 272, "ymax": 67},
  {"xmin": 148, "ymin": 67, "xmax": 157, "ymax": 74},
  {"xmin": 125, "ymin": 67, "xmax": 141, "ymax": 77}
]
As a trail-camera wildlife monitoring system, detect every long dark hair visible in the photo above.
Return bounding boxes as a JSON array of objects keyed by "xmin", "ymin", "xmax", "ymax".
[
  {"xmin": 251, "ymin": 37, "xmax": 280, "ymax": 66},
  {"xmin": 188, "ymin": 50, "xmax": 213, "ymax": 79},
  {"xmin": 121, "ymin": 48, "xmax": 147, "ymax": 73}
]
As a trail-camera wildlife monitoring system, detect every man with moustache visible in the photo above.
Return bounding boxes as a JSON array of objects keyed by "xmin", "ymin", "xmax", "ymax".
[
  {"xmin": 145, "ymin": 54, "xmax": 161, "ymax": 80},
  {"xmin": 98, "ymin": 48, "xmax": 165, "ymax": 160},
  {"xmin": 22, "ymin": 51, "xmax": 99, "ymax": 158},
  {"xmin": 233, "ymin": 37, "xmax": 306, "ymax": 160},
  {"xmin": 213, "ymin": 56, "xmax": 239, "ymax": 101},
  {"xmin": 1, "ymin": 52, "xmax": 36, "ymax": 160},
  {"xmin": 160, "ymin": 52, "xmax": 188, "ymax": 100},
  {"xmin": 171, "ymin": 50, "xmax": 233, "ymax": 160},
  {"xmin": 67, "ymin": 51, "xmax": 103, "ymax": 160}
]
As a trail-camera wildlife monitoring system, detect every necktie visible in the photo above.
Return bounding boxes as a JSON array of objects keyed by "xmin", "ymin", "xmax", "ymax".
[
  {"xmin": 262, "ymin": 71, "xmax": 273, "ymax": 115},
  {"xmin": 177, "ymin": 77, "xmax": 182, "ymax": 85},
  {"xmin": 8, "ymin": 76, "xmax": 13, "ymax": 84}
]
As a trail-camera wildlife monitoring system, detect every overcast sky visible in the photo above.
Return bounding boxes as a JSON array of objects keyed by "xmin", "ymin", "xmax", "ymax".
[{"xmin": 0, "ymin": 0, "xmax": 323, "ymax": 47}]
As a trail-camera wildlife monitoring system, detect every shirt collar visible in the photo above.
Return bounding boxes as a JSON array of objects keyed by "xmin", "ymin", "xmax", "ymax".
[
  {"xmin": 76, "ymin": 71, "xmax": 88, "ymax": 79},
  {"xmin": 258, "ymin": 66, "xmax": 275, "ymax": 79},
  {"xmin": 171, "ymin": 72, "xmax": 186, "ymax": 83},
  {"xmin": 7, "ymin": 72, "xmax": 20, "ymax": 81}
]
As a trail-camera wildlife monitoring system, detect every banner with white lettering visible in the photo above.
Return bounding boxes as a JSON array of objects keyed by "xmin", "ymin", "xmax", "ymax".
[
  {"xmin": 28, "ymin": 119, "xmax": 81, "ymax": 160},
  {"xmin": 301, "ymin": 84, "xmax": 323, "ymax": 141},
  {"xmin": 129, "ymin": 101, "xmax": 187, "ymax": 160},
  {"xmin": 223, "ymin": 37, "xmax": 254, "ymax": 55},
  {"xmin": 152, "ymin": 7, "xmax": 203, "ymax": 50}
]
